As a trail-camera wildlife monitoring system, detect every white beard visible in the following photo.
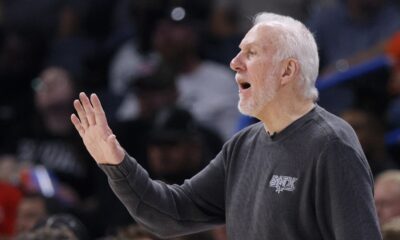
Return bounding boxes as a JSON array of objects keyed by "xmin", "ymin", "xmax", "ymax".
[{"xmin": 238, "ymin": 75, "xmax": 279, "ymax": 118}]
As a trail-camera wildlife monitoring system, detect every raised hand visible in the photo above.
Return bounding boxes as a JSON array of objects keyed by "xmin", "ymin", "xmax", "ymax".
[{"xmin": 71, "ymin": 92, "xmax": 125, "ymax": 165}]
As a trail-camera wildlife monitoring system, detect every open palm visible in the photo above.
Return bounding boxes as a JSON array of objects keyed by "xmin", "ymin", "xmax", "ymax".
[{"xmin": 71, "ymin": 92, "xmax": 125, "ymax": 165}]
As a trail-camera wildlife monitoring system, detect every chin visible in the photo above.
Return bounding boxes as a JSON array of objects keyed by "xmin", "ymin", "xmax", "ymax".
[{"xmin": 238, "ymin": 102, "xmax": 257, "ymax": 117}]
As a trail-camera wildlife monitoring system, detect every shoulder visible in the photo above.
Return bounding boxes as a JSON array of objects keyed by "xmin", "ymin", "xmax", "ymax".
[
  {"xmin": 311, "ymin": 107, "xmax": 371, "ymax": 175},
  {"xmin": 298, "ymin": 106, "xmax": 365, "ymax": 164},
  {"xmin": 309, "ymin": 106, "xmax": 360, "ymax": 146}
]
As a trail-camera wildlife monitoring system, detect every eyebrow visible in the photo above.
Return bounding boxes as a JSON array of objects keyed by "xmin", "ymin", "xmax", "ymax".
[{"xmin": 239, "ymin": 41, "xmax": 260, "ymax": 50}]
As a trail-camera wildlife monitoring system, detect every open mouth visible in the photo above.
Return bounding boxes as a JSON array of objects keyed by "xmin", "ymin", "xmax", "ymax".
[{"xmin": 240, "ymin": 82, "xmax": 251, "ymax": 90}]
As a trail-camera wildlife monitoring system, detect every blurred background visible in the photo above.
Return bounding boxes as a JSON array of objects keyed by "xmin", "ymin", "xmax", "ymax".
[{"xmin": 1, "ymin": 0, "xmax": 400, "ymax": 239}]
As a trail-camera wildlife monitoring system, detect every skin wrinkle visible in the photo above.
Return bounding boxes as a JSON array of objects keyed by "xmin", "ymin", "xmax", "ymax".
[
  {"xmin": 231, "ymin": 23, "xmax": 313, "ymax": 135},
  {"xmin": 232, "ymin": 25, "xmax": 281, "ymax": 118}
]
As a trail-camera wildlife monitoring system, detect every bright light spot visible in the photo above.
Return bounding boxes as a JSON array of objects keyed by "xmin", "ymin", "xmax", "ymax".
[{"xmin": 171, "ymin": 7, "xmax": 185, "ymax": 21}]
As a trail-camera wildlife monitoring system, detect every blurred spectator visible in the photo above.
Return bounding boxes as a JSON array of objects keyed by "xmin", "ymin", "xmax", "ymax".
[
  {"xmin": 104, "ymin": 108, "xmax": 223, "ymax": 239},
  {"xmin": 109, "ymin": 0, "xmax": 214, "ymax": 99},
  {"xmin": 113, "ymin": 62, "xmax": 178, "ymax": 170},
  {"xmin": 375, "ymin": 170, "xmax": 400, "ymax": 225},
  {"xmin": 153, "ymin": 19, "xmax": 239, "ymax": 140},
  {"xmin": 33, "ymin": 66, "xmax": 77, "ymax": 135},
  {"xmin": 16, "ymin": 213, "xmax": 89, "ymax": 240},
  {"xmin": 307, "ymin": 0, "xmax": 400, "ymax": 74},
  {"xmin": 341, "ymin": 108, "xmax": 398, "ymax": 176},
  {"xmin": 98, "ymin": 63, "xmax": 180, "ymax": 235},
  {"xmin": 15, "ymin": 193, "xmax": 53, "ymax": 235},
  {"xmin": 16, "ymin": 66, "xmax": 93, "ymax": 196},
  {"xmin": 14, "ymin": 66, "xmax": 119, "ymax": 237},
  {"xmin": 107, "ymin": 0, "xmax": 170, "ymax": 125},
  {"xmin": 130, "ymin": 64, "xmax": 178, "ymax": 121},
  {"xmin": 147, "ymin": 107, "xmax": 222, "ymax": 184},
  {"xmin": 0, "ymin": 181, "xmax": 22, "ymax": 238},
  {"xmin": 108, "ymin": 0, "xmax": 167, "ymax": 98},
  {"xmin": 112, "ymin": 13, "xmax": 239, "ymax": 140}
]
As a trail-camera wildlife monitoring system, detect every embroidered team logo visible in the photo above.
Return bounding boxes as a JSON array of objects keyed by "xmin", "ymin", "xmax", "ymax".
[{"xmin": 269, "ymin": 175, "xmax": 298, "ymax": 193}]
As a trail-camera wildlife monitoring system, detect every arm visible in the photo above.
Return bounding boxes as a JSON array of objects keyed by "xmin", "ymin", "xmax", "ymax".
[
  {"xmin": 315, "ymin": 139, "xmax": 382, "ymax": 240},
  {"xmin": 99, "ymin": 153, "xmax": 225, "ymax": 238},
  {"xmin": 71, "ymin": 93, "xmax": 225, "ymax": 238}
]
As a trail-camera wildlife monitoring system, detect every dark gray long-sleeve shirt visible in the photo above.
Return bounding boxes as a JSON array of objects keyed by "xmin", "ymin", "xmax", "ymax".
[{"xmin": 99, "ymin": 105, "xmax": 382, "ymax": 239}]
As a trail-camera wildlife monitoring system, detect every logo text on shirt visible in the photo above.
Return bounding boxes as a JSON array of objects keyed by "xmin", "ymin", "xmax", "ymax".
[{"xmin": 269, "ymin": 175, "xmax": 298, "ymax": 193}]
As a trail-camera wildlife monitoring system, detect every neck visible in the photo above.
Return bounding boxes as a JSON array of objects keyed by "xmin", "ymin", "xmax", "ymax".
[{"xmin": 258, "ymin": 96, "xmax": 315, "ymax": 135}]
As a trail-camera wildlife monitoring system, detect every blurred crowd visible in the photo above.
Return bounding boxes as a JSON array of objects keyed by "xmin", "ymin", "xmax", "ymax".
[{"xmin": 1, "ymin": 0, "xmax": 400, "ymax": 239}]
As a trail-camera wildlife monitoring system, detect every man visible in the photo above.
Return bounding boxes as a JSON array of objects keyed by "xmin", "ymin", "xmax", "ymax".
[
  {"xmin": 71, "ymin": 12, "xmax": 382, "ymax": 239},
  {"xmin": 375, "ymin": 170, "xmax": 400, "ymax": 225}
]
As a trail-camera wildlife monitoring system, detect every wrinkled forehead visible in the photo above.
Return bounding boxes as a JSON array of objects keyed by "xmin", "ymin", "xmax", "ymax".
[{"xmin": 239, "ymin": 24, "xmax": 281, "ymax": 50}]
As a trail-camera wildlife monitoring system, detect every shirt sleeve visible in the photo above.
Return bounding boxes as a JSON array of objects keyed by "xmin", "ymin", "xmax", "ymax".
[
  {"xmin": 98, "ymin": 150, "xmax": 226, "ymax": 238},
  {"xmin": 315, "ymin": 138, "xmax": 382, "ymax": 240}
]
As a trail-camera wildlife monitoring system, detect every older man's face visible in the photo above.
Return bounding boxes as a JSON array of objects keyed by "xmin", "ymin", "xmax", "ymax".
[
  {"xmin": 375, "ymin": 179, "xmax": 400, "ymax": 225},
  {"xmin": 230, "ymin": 24, "xmax": 281, "ymax": 118}
]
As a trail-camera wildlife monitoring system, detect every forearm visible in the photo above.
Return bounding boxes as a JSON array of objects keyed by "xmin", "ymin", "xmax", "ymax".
[{"xmin": 99, "ymin": 154, "xmax": 224, "ymax": 238}]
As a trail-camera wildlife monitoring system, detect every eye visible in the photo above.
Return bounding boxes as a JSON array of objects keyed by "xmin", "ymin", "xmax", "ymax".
[{"xmin": 247, "ymin": 50, "xmax": 256, "ymax": 58}]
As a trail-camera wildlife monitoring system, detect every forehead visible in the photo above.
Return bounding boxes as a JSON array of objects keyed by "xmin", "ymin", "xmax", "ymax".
[
  {"xmin": 39, "ymin": 68, "xmax": 73, "ymax": 88},
  {"xmin": 239, "ymin": 24, "xmax": 279, "ymax": 49},
  {"xmin": 376, "ymin": 179, "xmax": 400, "ymax": 195}
]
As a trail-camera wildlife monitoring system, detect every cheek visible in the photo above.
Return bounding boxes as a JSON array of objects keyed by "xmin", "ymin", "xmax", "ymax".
[
  {"xmin": 250, "ymin": 62, "xmax": 268, "ymax": 79},
  {"xmin": 252, "ymin": 61, "xmax": 277, "ymax": 85}
]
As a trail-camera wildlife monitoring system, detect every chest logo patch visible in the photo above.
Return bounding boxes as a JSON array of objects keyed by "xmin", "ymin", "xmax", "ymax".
[{"xmin": 269, "ymin": 175, "xmax": 298, "ymax": 193}]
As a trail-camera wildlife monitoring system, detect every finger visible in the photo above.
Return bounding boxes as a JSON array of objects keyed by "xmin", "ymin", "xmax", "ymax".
[
  {"xmin": 71, "ymin": 114, "xmax": 85, "ymax": 137},
  {"xmin": 73, "ymin": 99, "xmax": 89, "ymax": 129},
  {"xmin": 79, "ymin": 92, "xmax": 96, "ymax": 126},
  {"xmin": 90, "ymin": 93, "xmax": 108, "ymax": 125}
]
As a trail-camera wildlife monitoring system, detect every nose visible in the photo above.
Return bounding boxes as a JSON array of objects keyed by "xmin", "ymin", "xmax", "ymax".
[{"xmin": 230, "ymin": 52, "xmax": 244, "ymax": 72}]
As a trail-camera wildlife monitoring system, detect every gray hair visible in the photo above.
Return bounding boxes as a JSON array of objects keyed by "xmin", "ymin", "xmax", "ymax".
[
  {"xmin": 376, "ymin": 170, "xmax": 400, "ymax": 184},
  {"xmin": 254, "ymin": 13, "xmax": 319, "ymax": 101}
]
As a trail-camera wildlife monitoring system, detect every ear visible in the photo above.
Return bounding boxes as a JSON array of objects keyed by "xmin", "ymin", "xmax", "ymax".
[{"xmin": 280, "ymin": 58, "xmax": 299, "ymax": 85}]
